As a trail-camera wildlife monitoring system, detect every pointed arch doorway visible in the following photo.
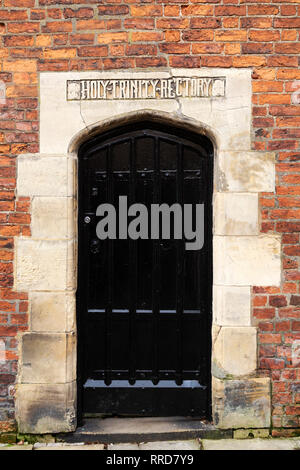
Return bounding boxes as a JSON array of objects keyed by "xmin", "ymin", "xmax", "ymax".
[{"xmin": 77, "ymin": 120, "xmax": 213, "ymax": 418}]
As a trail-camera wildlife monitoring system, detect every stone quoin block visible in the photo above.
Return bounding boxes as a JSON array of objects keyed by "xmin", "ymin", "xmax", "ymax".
[
  {"xmin": 31, "ymin": 196, "xmax": 75, "ymax": 240},
  {"xmin": 214, "ymin": 235, "xmax": 281, "ymax": 286},
  {"xmin": 15, "ymin": 238, "xmax": 76, "ymax": 291},
  {"xmin": 17, "ymin": 154, "xmax": 75, "ymax": 197},
  {"xmin": 212, "ymin": 377, "xmax": 271, "ymax": 429},
  {"xmin": 213, "ymin": 285, "xmax": 251, "ymax": 326},
  {"xmin": 19, "ymin": 332, "xmax": 76, "ymax": 384},
  {"xmin": 16, "ymin": 382, "xmax": 76, "ymax": 434},
  {"xmin": 218, "ymin": 151, "xmax": 276, "ymax": 193},
  {"xmin": 212, "ymin": 326, "xmax": 257, "ymax": 377},
  {"xmin": 213, "ymin": 192, "xmax": 259, "ymax": 236},
  {"xmin": 30, "ymin": 292, "xmax": 76, "ymax": 333}
]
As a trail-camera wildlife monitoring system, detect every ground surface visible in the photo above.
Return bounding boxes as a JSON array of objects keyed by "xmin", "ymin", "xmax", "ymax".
[{"xmin": 1, "ymin": 438, "xmax": 300, "ymax": 450}]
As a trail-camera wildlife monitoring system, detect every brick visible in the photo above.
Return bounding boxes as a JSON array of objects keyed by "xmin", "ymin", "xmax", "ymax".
[
  {"xmin": 7, "ymin": 22, "xmax": 39, "ymax": 33},
  {"xmin": 233, "ymin": 56, "xmax": 266, "ymax": 67},
  {"xmin": 99, "ymin": 5, "xmax": 129, "ymax": 15},
  {"xmin": 248, "ymin": 5, "xmax": 279, "ymax": 15},
  {"xmin": 102, "ymin": 58, "xmax": 135, "ymax": 69},
  {"xmin": 260, "ymin": 358, "xmax": 285, "ymax": 370},
  {"xmin": 241, "ymin": 17, "xmax": 272, "ymax": 29},
  {"xmin": 215, "ymin": 30, "xmax": 247, "ymax": 42},
  {"xmin": 135, "ymin": 57, "xmax": 167, "ymax": 68},
  {"xmin": 97, "ymin": 32, "xmax": 128, "ymax": 44},
  {"xmin": 70, "ymin": 34, "xmax": 94, "ymax": 45},
  {"xmin": 164, "ymin": 5, "xmax": 180, "ymax": 16},
  {"xmin": 281, "ymin": 5, "xmax": 297, "ymax": 16},
  {"xmin": 169, "ymin": 56, "xmax": 201, "ymax": 68},
  {"xmin": 192, "ymin": 43, "xmax": 223, "ymax": 54},
  {"xmin": 242, "ymin": 43, "xmax": 273, "ymax": 55},
  {"xmin": 269, "ymin": 296, "xmax": 288, "ymax": 308},
  {"xmin": 0, "ymin": 10, "xmax": 28, "ymax": 21},
  {"xmin": 215, "ymin": 6, "xmax": 246, "ymax": 16},
  {"xmin": 202, "ymin": 56, "xmax": 233, "ymax": 67},
  {"xmin": 78, "ymin": 46, "xmax": 108, "ymax": 57},
  {"xmin": 126, "ymin": 44, "xmax": 157, "ymax": 56},
  {"xmin": 131, "ymin": 32, "xmax": 163, "ymax": 42},
  {"xmin": 253, "ymin": 308, "xmax": 276, "ymax": 320},
  {"xmin": 181, "ymin": 5, "xmax": 214, "ymax": 15},
  {"xmin": 164, "ymin": 31, "xmax": 180, "ymax": 42},
  {"xmin": 190, "ymin": 18, "xmax": 221, "ymax": 29},
  {"xmin": 43, "ymin": 48, "xmax": 77, "ymax": 59},
  {"xmin": 35, "ymin": 35, "xmax": 51, "ymax": 47},
  {"xmin": 290, "ymin": 296, "xmax": 300, "ymax": 306},
  {"xmin": 63, "ymin": 8, "xmax": 94, "ymax": 19},
  {"xmin": 249, "ymin": 30, "xmax": 280, "ymax": 43},
  {"xmin": 130, "ymin": 5, "xmax": 162, "ymax": 17},
  {"xmin": 259, "ymin": 334, "xmax": 282, "ymax": 344},
  {"xmin": 274, "ymin": 18, "xmax": 300, "ymax": 28},
  {"xmin": 76, "ymin": 20, "xmax": 105, "ymax": 30},
  {"xmin": 42, "ymin": 21, "xmax": 73, "ymax": 33},
  {"xmin": 267, "ymin": 56, "xmax": 298, "ymax": 67},
  {"xmin": 124, "ymin": 18, "xmax": 154, "ymax": 30},
  {"xmin": 253, "ymin": 81, "xmax": 283, "ymax": 92},
  {"xmin": 159, "ymin": 43, "xmax": 189, "ymax": 54},
  {"xmin": 3, "ymin": 36, "xmax": 34, "ymax": 47},
  {"xmin": 182, "ymin": 30, "xmax": 214, "ymax": 41}
]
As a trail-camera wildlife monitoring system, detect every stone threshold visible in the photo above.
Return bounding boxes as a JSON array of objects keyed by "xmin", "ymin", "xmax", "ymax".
[{"xmin": 56, "ymin": 417, "xmax": 232, "ymax": 444}]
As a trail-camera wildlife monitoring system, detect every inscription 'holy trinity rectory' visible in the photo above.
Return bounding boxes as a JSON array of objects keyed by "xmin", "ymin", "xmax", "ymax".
[{"xmin": 67, "ymin": 77, "xmax": 226, "ymax": 101}]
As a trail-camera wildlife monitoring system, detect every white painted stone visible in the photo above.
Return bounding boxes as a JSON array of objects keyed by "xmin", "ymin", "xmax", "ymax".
[
  {"xmin": 214, "ymin": 235, "xmax": 281, "ymax": 286},
  {"xmin": 213, "ymin": 327, "xmax": 257, "ymax": 377},
  {"xmin": 31, "ymin": 197, "xmax": 75, "ymax": 240},
  {"xmin": 39, "ymin": 69, "xmax": 252, "ymax": 154},
  {"xmin": 30, "ymin": 292, "xmax": 75, "ymax": 333},
  {"xmin": 17, "ymin": 154, "xmax": 75, "ymax": 197},
  {"xmin": 15, "ymin": 238, "xmax": 75, "ymax": 291},
  {"xmin": 213, "ymin": 286, "xmax": 251, "ymax": 326},
  {"xmin": 214, "ymin": 192, "xmax": 259, "ymax": 235},
  {"xmin": 218, "ymin": 151, "xmax": 275, "ymax": 192},
  {"xmin": 19, "ymin": 332, "xmax": 76, "ymax": 384}
]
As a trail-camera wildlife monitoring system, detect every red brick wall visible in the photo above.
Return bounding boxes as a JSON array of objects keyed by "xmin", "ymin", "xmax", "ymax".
[{"xmin": 0, "ymin": 0, "xmax": 300, "ymax": 433}]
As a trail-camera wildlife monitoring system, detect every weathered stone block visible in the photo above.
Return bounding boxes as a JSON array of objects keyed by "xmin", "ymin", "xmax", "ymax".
[
  {"xmin": 213, "ymin": 377, "xmax": 271, "ymax": 429},
  {"xmin": 30, "ymin": 292, "xmax": 76, "ymax": 333},
  {"xmin": 31, "ymin": 197, "xmax": 75, "ymax": 240},
  {"xmin": 17, "ymin": 154, "xmax": 75, "ymax": 197},
  {"xmin": 218, "ymin": 151, "xmax": 275, "ymax": 192},
  {"xmin": 19, "ymin": 332, "xmax": 76, "ymax": 384},
  {"xmin": 15, "ymin": 239, "xmax": 75, "ymax": 291},
  {"xmin": 214, "ymin": 235, "xmax": 281, "ymax": 286},
  {"xmin": 213, "ymin": 285, "xmax": 251, "ymax": 326},
  {"xmin": 16, "ymin": 382, "xmax": 76, "ymax": 434},
  {"xmin": 214, "ymin": 192, "xmax": 259, "ymax": 235},
  {"xmin": 212, "ymin": 327, "xmax": 257, "ymax": 377}
]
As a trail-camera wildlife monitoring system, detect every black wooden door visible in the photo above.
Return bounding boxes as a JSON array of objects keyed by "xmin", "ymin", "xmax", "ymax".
[{"xmin": 77, "ymin": 122, "xmax": 213, "ymax": 418}]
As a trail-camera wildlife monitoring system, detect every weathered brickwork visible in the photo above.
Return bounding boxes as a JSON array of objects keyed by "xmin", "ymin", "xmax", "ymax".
[{"xmin": 0, "ymin": 0, "xmax": 300, "ymax": 433}]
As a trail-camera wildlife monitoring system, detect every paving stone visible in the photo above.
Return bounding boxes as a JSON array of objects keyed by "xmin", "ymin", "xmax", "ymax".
[
  {"xmin": 35, "ymin": 443, "xmax": 104, "ymax": 450},
  {"xmin": 0, "ymin": 445, "xmax": 33, "ymax": 450},
  {"xmin": 140, "ymin": 440, "xmax": 201, "ymax": 450},
  {"xmin": 108, "ymin": 443, "xmax": 139, "ymax": 450},
  {"xmin": 202, "ymin": 438, "xmax": 300, "ymax": 451}
]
